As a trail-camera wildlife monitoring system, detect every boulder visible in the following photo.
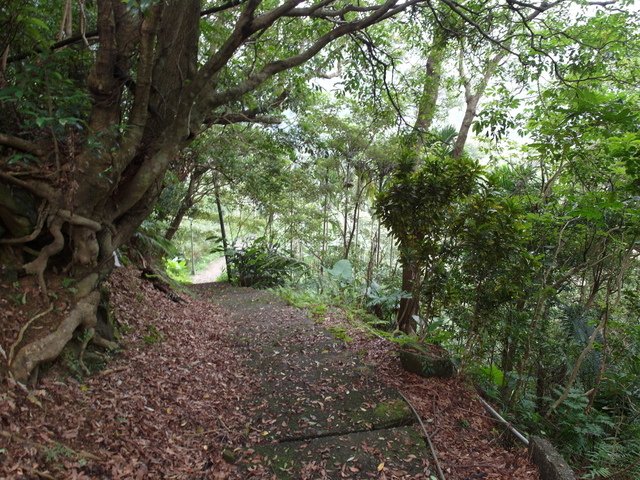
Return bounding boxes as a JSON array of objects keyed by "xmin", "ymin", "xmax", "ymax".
[
  {"xmin": 529, "ymin": 435, "xmax": 576, "ymax": 480},
  {"xmin": 399, "ymin": 345, "xmax": 455, "ymax": 378}
]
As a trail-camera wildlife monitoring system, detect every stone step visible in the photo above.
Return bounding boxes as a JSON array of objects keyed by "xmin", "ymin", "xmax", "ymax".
[{"xmin": 242, "ymin": 426, "xmax": 429, "ymax": 479}]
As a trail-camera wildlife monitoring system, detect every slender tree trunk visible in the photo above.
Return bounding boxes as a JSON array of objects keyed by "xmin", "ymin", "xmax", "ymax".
[
  {"xmin": 396, "ymin": 31, "xmax": 449, "ymax": 332},
  {"xmin": 414, "ymin": 32, "xmax": 448, "ymax": 140},
  {"xmin": 164, "ymin": 166, "xmax": 205, "ymax": 241},
  {"xmin": 397, "ymin": 254, "xmax": 421, "ymax": 333},
  {"xmin": 366, "ymin": 228, "xmax": 378, "ymax": 290},
  {"xmin": 321, "ymin": 170, "xmax": 329, "ymax": 274},
  {"xmin": 342, "ymin": 163, "xmax": 351, "ymax": 257},
  {"xmin": 376, "ymin": 175, "xmax": 384, "ymax": 266},
  {"xmin": 344, "ymin": 174, "xmax": 362, "ymax": 259},
  {"xmin": 165, "ymin": 203, "xmax": 190, "ymax": 241},
  {"xmin": 452, "ymin": 49, "xmax": 505, "ymax": 158},
  {"xmin": 354, "ymin": 199, "xmax": 360, "ymax": 255},
  {"xmin": 213, "ymin": 175, "xmax": 232, "ymax": 280},
  {"xmin": 264, "ymin": 211, "xmax": 275, "ymax": 243}
]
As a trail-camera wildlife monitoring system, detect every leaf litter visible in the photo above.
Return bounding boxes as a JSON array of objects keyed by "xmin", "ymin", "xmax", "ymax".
[
  {"xmin": 319, "ymin": 306, "xmax": 540, "ymax": 480},
  {"xmin": 1, "ymin": 268, "xmax": 251, "ymax": 479},
  {"xmin": 1, "ymin": 269, "xmax": 539, "ymax": 479}
]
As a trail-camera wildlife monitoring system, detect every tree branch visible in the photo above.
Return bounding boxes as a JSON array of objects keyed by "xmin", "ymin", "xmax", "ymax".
[
  {"xmin": 0, "ymin": 133, "xmax": 45, "ymax": 157},
  {"xmin": 204, "ymin": 0, "xmax": 412, "ymax": 112},
  {"xmin": 0, "ymin": 171, "xmax": 57, "ymax": 202},
  {"xmin": 56, "ymin": 209, "xmax": 102, "ymax": 231},
  {"xmin": 210, "ymin": 112, "xmax": 281, "ymax": 125},
  {"xmin": 0, "ymin": 202, "xmax": 49, "ymax": 245},
  {"xmin": 113, "ymin": 4, "xmax": 162, "ymax": 171},
  {"xmin": 7, "ymin": 31, "xmax": 99, "ymax": 64},
  {"xmin": 201, "ymin": 0, "xmax": 248, "ymax": 16}
]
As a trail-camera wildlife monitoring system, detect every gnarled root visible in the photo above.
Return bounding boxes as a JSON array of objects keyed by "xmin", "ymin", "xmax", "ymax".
[
  {"xmin": 78, "ymin": 327, "xmax": 95, "ymax": 375},
  {"xmin": 92, "ymin": 333, "xmax": 118, "ymax": 350},
  {"xmin": 20, "ymin": 210, "xmax": 102, "ymax": 296},
  {"xmin": 9, "ymin": 290, "xmax": 101, "ymax": 383},
  {"xmin": 22, "ymin": 216, "xmax": 65, "ymax": 297}
]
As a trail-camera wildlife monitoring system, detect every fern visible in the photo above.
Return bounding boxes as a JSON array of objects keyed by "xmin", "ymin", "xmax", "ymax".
[{"xmin": 133, "ymin": 220, "xmax": 177, "ymax": 258}]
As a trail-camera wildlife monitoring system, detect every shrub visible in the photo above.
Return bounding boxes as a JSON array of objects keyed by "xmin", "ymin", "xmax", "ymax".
[{"xmin": 229, "ymin": 238, "xmax": 305, "ymax": 288}]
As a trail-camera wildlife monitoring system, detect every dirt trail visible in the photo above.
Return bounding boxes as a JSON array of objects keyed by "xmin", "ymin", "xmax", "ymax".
[
  {"xmin": 191, "ymin": 257, "xmax": 226, "ymax": 283},
  {"xmin": 195, "ymin": 282, "xmax": 539, "ymax": 480},
  {"xmin": 194, "ymin": 282, "xmax": 430, "ymax": 479}
]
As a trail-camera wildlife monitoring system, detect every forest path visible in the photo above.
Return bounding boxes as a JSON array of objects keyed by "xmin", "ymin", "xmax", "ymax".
[
  {"xmin": 193, "ymin": 283, "xmax": 430, "ymax": 479},
  {"xmin": 191, "ymin": 257, "xmax": 226, "ymax": 283}
]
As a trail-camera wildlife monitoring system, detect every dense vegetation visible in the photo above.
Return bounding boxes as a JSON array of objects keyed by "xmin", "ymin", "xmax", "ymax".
[{"xmin": 1, "ymin": 0, "xmax": 639, "ymax": 477}]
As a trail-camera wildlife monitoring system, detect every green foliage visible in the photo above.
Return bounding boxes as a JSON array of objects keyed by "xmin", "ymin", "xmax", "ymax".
[
  {"xmin": 133, "ymin": 220, "xmax": 178, "ymax": 259},
  {"xmin": 583, "ymin": 430, "xmax": 640, "ymax": 479},
  {"xmin": 143, "ymin": 325, "xmax": 163, "ymax": 345},
  {"xmin": 164, "ymin": 257, "xmax": 192, "ymax": 284},
  {"xmin": 229, "ymin": 238, "xmax": 306, "ymax": 289},
  {"xmin": 550, "ymin": 388, "xmax": 614, "ymax": 455},
  {"xmin": 365, "ymin": 281, "xmax": 410, "ymax": 329},
  {"xmin": 43, "ymin": 443, "xmax": 75, "ymax": 463},
  {"xmin": 309, "ymin": 303, "xmax": 327, "ymax": 318},
  {"xmin": 471, "ymin": 364, "xmax": 505, "ymax": 397},
  {"xmin": 276, "ymin": 288, "xmax": 328, "ymax": 310},
  {"xmin": 326, "ymin": 259, "xmax": 354, "ymax": 285},
  {"xmin": 327, "ymin": 326, "xmax": 353, "ymax": 343},
  {"xmin": 377, "ymin": 152, "xmax": 482, "ymax": 257},
  {"xmin": 416, "ymin": 317, "xmax": 454, "ymax": 345}
]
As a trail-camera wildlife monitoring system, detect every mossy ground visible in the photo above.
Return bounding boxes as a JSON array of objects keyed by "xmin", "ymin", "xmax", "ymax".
[{"xmin": 251, "ymin": 426, "xmax": 427, "ymax": 479}]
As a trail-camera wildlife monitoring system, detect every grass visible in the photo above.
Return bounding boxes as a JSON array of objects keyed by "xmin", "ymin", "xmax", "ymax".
[
  {"xmin": 276, "ymin": 286, "xmax": 393, "ymax": 339},
  {"xmin": 327, "ymin": 325, "xmax": 353, "ymax": 343},
  {"xmin": 43, "ymin": 443, "xmax": 75, "ymax": 463},
  {"xmin": 143, "ymin": 324, "xmax": 163, "ymax": 345}
]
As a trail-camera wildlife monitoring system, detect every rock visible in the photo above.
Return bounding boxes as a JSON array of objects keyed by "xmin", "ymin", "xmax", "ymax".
[
  {"xmin": 529, "ymin": 435, "xmax": 576, "ymax": 480},
  {"xmin": 399, "ymin": 346, "xmax": 456, "ymax": 378}
]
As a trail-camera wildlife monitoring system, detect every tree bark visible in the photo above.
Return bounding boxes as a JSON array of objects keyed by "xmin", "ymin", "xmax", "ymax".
[
  {"xmin": 395, "ymin": 30, "xmax": 449, "ymax": 332},
  {"xmin": 164, "ymin": 166, "xmax": 206, "ymax": 241},
  {"xmin": 213, "ymin": 174, "xmax": 232, "ymax": 281},
  {"xmin": 397, "ymin": 255, "xmax": 421, "ymax": 333},
  {"xmin": 452, "ymin": 48, "xmax": 505, "ymax": 158},
  {"xmin": 414, "ymin": 32, "xmax": 448, "ymax": 140}
]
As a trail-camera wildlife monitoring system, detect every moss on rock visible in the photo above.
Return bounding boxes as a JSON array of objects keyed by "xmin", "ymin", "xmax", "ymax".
[{"xmin": 399, "ymin": 347, "xmax": 456, "ymax": 378}]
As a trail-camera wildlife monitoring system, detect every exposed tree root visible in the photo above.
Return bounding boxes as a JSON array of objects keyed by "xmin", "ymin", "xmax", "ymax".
[
  {"xmin": 141, "ymin": 268, "xmax": 188, "ymax": 303},
  {"xmin": 78, "ymin": 327, "xmax": 95, "ymax": 375},
  {"xmin": 7, "ymin": 305, "xmax": 54, "ymax": 367},
  {"xmin": 22, "ymin": 216, "xmax": 65, "ymax": 297},
  {"xmin": 10, "ymin": 290, "xmax": 101, "ymax": 383},
  {"xmin": 0, "ymin": 201, "xmax": 49, "ymax": 245},
  {"xmin": 92, "ymin": 333, "xmax": 118, "ymax": 350}
]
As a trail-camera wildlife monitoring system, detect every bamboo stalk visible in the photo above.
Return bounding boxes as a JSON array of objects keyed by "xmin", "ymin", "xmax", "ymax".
[{"xmin": 477, "ymin": 396, "xmax": 529, "ymax": 446}]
